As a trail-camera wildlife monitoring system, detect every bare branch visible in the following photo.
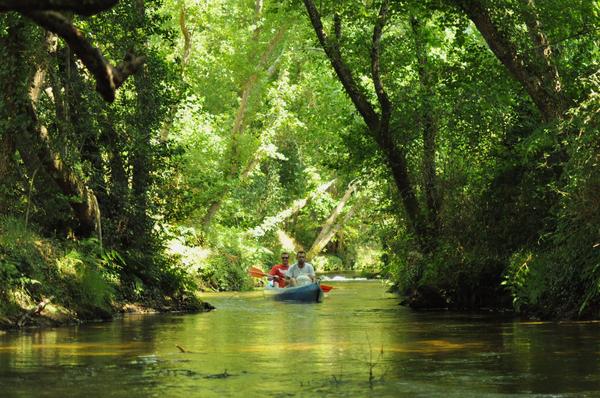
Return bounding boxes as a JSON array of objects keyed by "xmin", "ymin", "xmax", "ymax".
[
  {"xmin": 25, "ymin": 11, "xmax": 144, "ymax": 102},
  {"xmin": 0, "ymin": 0, "xmax": 117, "ymax": 16}
]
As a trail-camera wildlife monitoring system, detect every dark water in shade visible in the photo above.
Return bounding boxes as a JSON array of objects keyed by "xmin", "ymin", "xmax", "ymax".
[{"xmin": 1, "ymin": 280, "xmax": 599, "ymax": 397}]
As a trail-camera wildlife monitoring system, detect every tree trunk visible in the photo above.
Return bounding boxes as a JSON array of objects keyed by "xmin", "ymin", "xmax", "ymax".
[
  {"xmin": 519, "ymin": 0, "xmax": 566, "ymax": 118},
  {"xmin": 103, "ymin": 119, "xmax": 128, "ymax": 205},
  {"xmin": 307, "ymin": 202, "xmax": 359, "ymax": 261},
  {"xmin": 0, "ymin": 132, "xmax": 16, "ymax": 213},
  {"xmin": 0, "ymin": 134, "xmax": 14, "ymax": 183},
  {"xmin": 0, "ymin": 18, "xmax": 23, "ymax": 211},
  {"xmin": 411, "ymin": 17, "xmax": 440, "ymax": 237},
  {"xmin": 159, "ymin": 2, "xmax": 192, "ymax": 142},
  {"xmin": 100, "ymin": 116, "xmax": 130, "ymax": 245},
  {"xmin": 201, "ymin": 199, "xmax": 224, "ymax": 231},
  {"xmin": 276, "ymin": 228, "xmax": 302, "ymax": 252},
  {"xmin": 307, "ymin": 182, "xmax": 355, "ymax": 260},
  {"xmin": 130, "ymin": 0, "xmax": 154, "ymax": 250},
  {"xmin": 248, "ymin": 179, "xmax": 336, "ymax": 238}
]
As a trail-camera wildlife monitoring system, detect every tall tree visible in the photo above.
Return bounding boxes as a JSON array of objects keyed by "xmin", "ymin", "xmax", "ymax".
[
  {"xmin": 302, "ymin": 0, "xmax": 430, "ymax": 250},
  {"xmin": 0, "ymin": 0, "xmax": 144, "ymax": 235},
  {"xmin": 411, "ymin": 16, "xmax": 440, "ymax": 237},
  {"xmin": 306, "ymin": 181, "xmax": 356, "ymax": 260},
  {"xmin": 201, "ymin": 1, "xmax": 287, "ymax": 230},
  {"xmin": 2, "ymin": 16, "xmax": 100, "ymax": 235}
]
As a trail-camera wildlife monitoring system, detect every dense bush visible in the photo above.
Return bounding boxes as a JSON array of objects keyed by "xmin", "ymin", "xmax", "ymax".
[
  {"xmin": 0, "ymin": 217, "xmax": 116, "ymax": 321},
  {"xmin": 502, "ymin": 80, "xmax": 600, "ymax": 318},
  {"xmin": 174, "ymin": 225, "xmax": 270, "ymax": 291},
  {"xmin": 0, "ymin": 216, "xmax": 209, "ymax": 326}
]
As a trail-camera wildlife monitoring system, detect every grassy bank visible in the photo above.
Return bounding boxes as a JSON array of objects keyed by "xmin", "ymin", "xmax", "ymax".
[{"xmin": 0, "ymin": 216, "xmax": 212, "ymax": 330}]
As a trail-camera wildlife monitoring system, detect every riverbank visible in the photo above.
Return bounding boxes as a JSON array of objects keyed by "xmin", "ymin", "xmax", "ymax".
[
  {"xmin": 0, "ymin": 217, "xmax": 214, "ymax": 331},
  {"xmin": 0, "ymin": 298, "xmax": 214, "ymax": 331}
]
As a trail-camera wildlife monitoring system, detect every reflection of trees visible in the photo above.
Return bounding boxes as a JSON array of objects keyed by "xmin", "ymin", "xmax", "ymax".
[
  {"xmin": 3, "ymin": 288, "xmax": 599, "ymax": 395},
  {"xmin": 497, "ymin": 321, "xmax": 600, "ymax": 394}
]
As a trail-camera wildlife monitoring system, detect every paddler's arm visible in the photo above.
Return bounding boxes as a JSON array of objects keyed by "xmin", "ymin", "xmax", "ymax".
[
  {"xmin": 284, "ymin": 266, "xmax": 295, "ymax": 286},
  {"xmin": 308, "ymin": 264, "xmax": 316, "ymax": 282}
]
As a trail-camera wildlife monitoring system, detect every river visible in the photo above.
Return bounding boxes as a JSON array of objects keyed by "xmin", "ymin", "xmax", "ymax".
[{"xmin": 1, "ymin": 280, "xmax": 599, "ymax": 397}]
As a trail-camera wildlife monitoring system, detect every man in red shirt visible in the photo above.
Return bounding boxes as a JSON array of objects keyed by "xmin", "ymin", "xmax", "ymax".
[{"xmin": 268, "ymin": 252, "xmax": 290, "ymax": 288}]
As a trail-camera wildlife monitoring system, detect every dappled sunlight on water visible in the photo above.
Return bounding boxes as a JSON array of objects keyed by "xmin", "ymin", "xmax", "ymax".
[
  {"xmin": 387, "ymin": 339, "xmax": 487, "ymax": 353},
  {"xmin": 0, "ymin": 342, "xmax": 147, "ymax": 358},
  {"xmin": 237, "ymin": 339, "xmax": 486, "ymax": 355},
  {"xmin": 1, "ymin": 281, "xmax": 600, "ymax": 397}
]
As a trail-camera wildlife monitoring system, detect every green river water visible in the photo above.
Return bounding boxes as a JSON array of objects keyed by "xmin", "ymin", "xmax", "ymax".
[{"xmin": 1, "ymin": 280, "xmax": 599, "ymax": 397}]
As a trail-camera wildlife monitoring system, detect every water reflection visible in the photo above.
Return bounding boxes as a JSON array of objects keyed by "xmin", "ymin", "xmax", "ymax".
[{"xmin": 1, "ymin": 281, "xmax": 599, "ymax": 397}]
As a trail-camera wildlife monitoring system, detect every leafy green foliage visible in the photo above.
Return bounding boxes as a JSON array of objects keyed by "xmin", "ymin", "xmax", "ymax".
[
  {"xmin": 0, "ymin": 216, "xmax": 116, "ymax": 320},
  {"xmin": 55, "ymin": 249, "xmax": 115, "ymax": 318},
  {"xmin": 312, "ymin": 255, "xmax": 344, "ymax": 272},
  {"xmin": 200, "ymin": 226, "xmax": 270, "ymax": 291}
]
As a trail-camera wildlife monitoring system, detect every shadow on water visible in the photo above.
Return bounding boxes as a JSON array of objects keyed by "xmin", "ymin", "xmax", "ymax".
[{"xmin": 1, "ymin": 281, "xmax": 599, "ymax": 397}]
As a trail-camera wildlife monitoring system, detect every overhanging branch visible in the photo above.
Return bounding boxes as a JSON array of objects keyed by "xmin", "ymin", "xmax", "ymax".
[
  {"xmin": 0, "ymin": 0, "xmax": 117, "ymax": 16},
  {"xmin": 25, "ymin": 10, "xmax": 144, "ymax": 102}
]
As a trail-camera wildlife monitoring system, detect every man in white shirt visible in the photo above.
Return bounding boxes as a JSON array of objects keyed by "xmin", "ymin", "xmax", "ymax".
[{"xmin": 286, "ymin": 250, "xmax": 316, "ymax": 286}]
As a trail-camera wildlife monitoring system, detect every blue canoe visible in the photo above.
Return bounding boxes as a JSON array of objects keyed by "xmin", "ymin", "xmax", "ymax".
[{"xmin": 265, "ymin": 283, "xmax": 324, "ymax": 303}]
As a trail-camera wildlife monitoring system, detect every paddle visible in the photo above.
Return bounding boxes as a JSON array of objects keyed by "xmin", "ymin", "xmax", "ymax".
[
  {"xmin": 249, "ymin": 268, "xmax": 272, "ymax": 279},
  {"xmin": 319, "ymin": 284, "xmax": 334, "ymax": 293},
  {"xmin": 248, "ymin": 266, "xmax": 334, "ymax": 292}
]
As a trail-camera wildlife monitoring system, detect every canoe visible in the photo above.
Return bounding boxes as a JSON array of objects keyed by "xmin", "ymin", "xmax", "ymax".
[{"xmin": 265, "ymin": 283, "xmax": 324, "ymax": 303}]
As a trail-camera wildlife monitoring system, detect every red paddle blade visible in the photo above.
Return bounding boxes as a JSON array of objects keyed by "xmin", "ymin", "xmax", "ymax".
[
  {"xmin": 249, "ymin": 269, "xmax": 267, "ymax": 278},
  {"xmin": 320, "ymin": 284, "xmax": 334, "ymax": 292},
  {"xmin": 249, "ymin": 266, "xmax": 266, "ymax": 274}
]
